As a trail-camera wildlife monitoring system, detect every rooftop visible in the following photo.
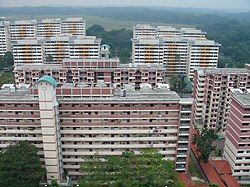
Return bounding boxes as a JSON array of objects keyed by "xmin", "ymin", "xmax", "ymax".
[
  {"xmin": 36, "ymin": 76, "xmax": 58, "ymax": 88},
  {"xmin": 197, "ymin": 68, "xmax": 249, "ymax": 75},
  {"xmin": 0, "ymin": 81, "xmax": 182, "ymax": 103},
  {"xmin": 233, "ymin": 92, "xmax": 250, "ymax": 107},
  {"xmin": 0, "ymin": 88, "xmax": 36, "ymax": 102},
  {"xmin": 210, "ymin": 159, "xmax": 232, "ymax": 175}
]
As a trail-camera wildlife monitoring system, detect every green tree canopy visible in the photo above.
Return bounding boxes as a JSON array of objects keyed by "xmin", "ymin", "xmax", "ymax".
[
  {"xmin": 193, "ymin": 127, "xmax": 218, "ymax": 163},
  {"xmin": 0, "ymin": 141, "xmax": 45, "ymax": 187},
  {"xmin": 87, "ymin": 25, "xmax": 132, "ymax": 63},
  {"xmin": 79, "ymin": 149, "xmax": 183, "ymax": 187},
  {"xmin": 0, "ymin": 51, "xmax": 14, "ymax": 71},
  {"xmin": 169, "ymin": 74, "xmax": 192, "ymax": 96},
  {"xmin": 46, "ymin": 54, "xmax": 54, "ymax": 62}
]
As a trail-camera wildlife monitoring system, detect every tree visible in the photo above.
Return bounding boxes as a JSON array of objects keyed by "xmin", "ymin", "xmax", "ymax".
[
  {"xmin": 79, "ymin": 149, "xmax": 183, "ymax": 187},
  {"xmin": 0, "ymin": 51, "xmax": 14, "ymax": 71},
  {"xmin": 46, "ymin": 54, "xmax": 54, "ymax": 62},
  {"xmin": 193, "ymin": 127, "xmax": 218, "ymax": 163},
  {"xmin": 0, "ymin": 72, "xmax": 15, "ymax": 87},
  {"xmin": 209, "ymin": 184, "xmax": 219, "ymax": 187},
  {"xmin": 86, "ymin": 25, "xmax": 132, "ymax": 63},
  {"xmin": 169, "ymin": 74, "xmax": 187, "ymax": 96},
  {"xmin": 49, "ymin": 179, "xmax": 60, "ymax": 187},
  {"xmin": 0, "ymin": 141, "xmax": 45, "ymax": 187}
]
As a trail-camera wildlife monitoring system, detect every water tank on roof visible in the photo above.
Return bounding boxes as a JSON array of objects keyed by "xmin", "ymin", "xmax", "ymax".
[{"xmin": 100, "ymin": 44, "xmax": 110, "ymax": 59}]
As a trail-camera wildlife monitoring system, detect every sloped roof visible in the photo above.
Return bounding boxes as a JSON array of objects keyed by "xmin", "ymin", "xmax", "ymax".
[
  {"xmin": 210, "ymin": 160, "xmax": 232, "ymax": 175},
  {"xmin": 221, "ymin": 174, "xmax": 240, "ymax": 187},
  {"xmin": 36, "ymin": 76, "xmax": 58, "ymax": 88}
]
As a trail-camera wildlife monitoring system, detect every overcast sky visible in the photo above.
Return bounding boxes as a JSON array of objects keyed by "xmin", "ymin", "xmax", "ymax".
[{"xmin": 0, "ymin": 0, "xmax": 249, "ymax": 10}]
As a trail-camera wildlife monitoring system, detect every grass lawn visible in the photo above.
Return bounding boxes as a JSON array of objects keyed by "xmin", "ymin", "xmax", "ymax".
[{"xmin": 0, "ymin": 72, "xmax": 15, "ymax": 87}]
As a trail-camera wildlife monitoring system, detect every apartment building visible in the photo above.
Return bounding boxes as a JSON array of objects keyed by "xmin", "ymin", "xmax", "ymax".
[
  {"xmin": 156, "ymin": 26, "xmax": 181, "ymax": 38},
  {"xmin": 132, "ymin": 36, "xmax": 164, "ymax": 64},
  {"xmin": 12, "ymin": 39, "xmax": 44, "ymax": 64},
  {"xmin": 37, "ymin": 18, "xmax": 61, "ymax": 37},
  {"xmin": 0, "ymin": 21, "xmax": 11, "ymax": 56},
  {"xmin": 12, "ymin": 36, "xmax": 101, "ymax": 64},
  {"xmin": 192, "ymin": 68, "xmax": 250, "ymax": 132},
  {"xmin": 188, "ymin": 40, "xmax": 221, "ymax": 79},
  {"xmin": 2, "ymin": 17, "xmax": 86, "ymax": 56},
  {"xmin": 223, "ymin": 91, "xmax": 250, "ymax": 184},
  {"xmin": 44, "ymin": 35, "xmax": 101, "ymax": 62},
  {"xmin": 61, "ymin": 17, "xmax": 86, "ymax": 36},
  {"xmin": 9, "ymin": 20, "xmax": 37, "ymax": 42},
  {"xmin": 133, "ymin": 24, "xmax": 157, "ymax": 39},
  {"xmin": 163, "ymin": 37, "xmax": 188, "ymax": 75},
  {"xmin": 180, "ymin": 28, "xmax": 206, "ymax": 40},
  {"xmin": 68, "ymin": 36, "xmax": 100, "ymax": 59},
  {"xmin": 43, "ymin": 36, "xmax": 69, "ymax": 63},
  {"xmin": 14, "ymin": 58, "xmax": 166, "ymax": 89},
  {"xmin": 0, "ymin": 76, "xmax": 193, "ymax": 183},
  {"xmin": 132, "ymin": 24, "xmax": 220, "ymax": 78}
]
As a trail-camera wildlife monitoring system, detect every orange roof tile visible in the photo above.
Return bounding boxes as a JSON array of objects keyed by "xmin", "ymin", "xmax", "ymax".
[
  {"xmin": 221, "ymin": 174, "xmax": 240, "ymax": 187},
  {"xmin": 200, "ymin": 162, "xmax": 226, "ymax": 187},
  {"xmin": 210, "ymin": 160, "xmax": 232, "ymax": 175}
]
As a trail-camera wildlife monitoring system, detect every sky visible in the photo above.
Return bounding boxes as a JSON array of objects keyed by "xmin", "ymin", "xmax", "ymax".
[{"xmin": 0, "ymin": 0, "xmax": 249, "ymax": 10}]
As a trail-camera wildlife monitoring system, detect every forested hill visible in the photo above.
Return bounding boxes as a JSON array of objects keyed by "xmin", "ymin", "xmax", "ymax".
[{"xmin": 1, "ymin": 7, "xmax": 250, "ymax": 66}]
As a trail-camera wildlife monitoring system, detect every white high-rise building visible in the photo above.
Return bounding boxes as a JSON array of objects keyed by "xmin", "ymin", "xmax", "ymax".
[
  {"xmin": 132, "ymin": 36, "xmax": 164, "ymax": 64},
  {"xmin": 69, "ymin": 36, "xmax": 101, "ymax": 59},
  {"xmin": 43, "ymin": 36, "xmax": 70, "ymax": 63},
  {"xmin": 133, "ymin": 24, "xmax": 157, "ymax": 39},
  {"xmin": 187, "ymin": 40, "xmax": 221, "ymax": 79},
  {"xmin": 12, "ymin": 36, "xmax": 101, "ymax": 64},
  {"xmin": 37, "ymin": 18, "xmax": 61, "ymax": 37},
  {"xmin": 163, "ymin": 37, "xmax": 188, "ymax": 75},
  {"xmin": 12, "ymin": 39, "xmax": 44, "ymax": 64},
  {"xmin": 9, "ymin": 20, "xmax": 37, "ymax": 42},
  {"xmin": 157, "ymin": 26, "xmax": 181, "ymax": 38},
  {"xmin": 61, "ymin": 17, "xmax": 86, "ymax": 36},
  {"xmin": 0, "ymin": 21, "xmax": 11, "ymax": 56},
  {"xmin": 132, "ymin": 24, "xmax": 220, "ymax": 78},
  {"xmin": 180, "ymin": 28, "xmax": 206, "ymax": 40}
]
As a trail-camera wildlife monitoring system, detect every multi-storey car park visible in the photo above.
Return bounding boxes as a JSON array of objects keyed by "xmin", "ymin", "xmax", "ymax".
[
  {"xmin": 0, "ymin": 76, "xmax": 193, "ymax": 184},
  {"xmin": 224, "ymin": 90, "xmax": 250, "ymax": 184},
  {"xmin": 192, "ymin": 67, "xmax": 250, "ymax": 132}
]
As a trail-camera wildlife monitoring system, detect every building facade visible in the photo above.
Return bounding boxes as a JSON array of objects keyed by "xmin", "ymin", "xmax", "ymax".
[
  {"xmin": 1, "ymin": 17, "xmax": 86, "ymax": 56},
  {"xmin": 223, "ymin": 91, "xmax": 250, "ymax": 184},
  {"xmin": 12, "ymin": 36, "xmax": 101, "ymax": 64},
  {"xmin": 9, "ymin": 20, "xmax": 37, "ymax": 42},
  {"xmin": 192, "ymin": 68, "xmax": 250, "ymax": 132},
  {"xmin": 14, "ymin": 58, "xmax": 166, "ymax": 89},
  {"xmin": 132, "ymin": 37, "xmax": 164, "ymax": 64},
  {"xmin": 133, "ymin": 24, "xmax": 156, "ymax": 39},
  {"xmin": 12, "ymin": 39, "xmax": 44, "ymax": 64},
  {"xmin": 0, "ymin": 76, "xmax": 193, "ymax": 183},
  {"xmin": 132, "ymin": 24, "xmax": 220, "ymax": 78},
  {"xmin": 37, "ymin": 18, "xmax": 62, "ymax": 38},
  {"xmin": 61, "ymin": 17, "xmax": 86, "ymax": 36},
  {"xmin": 188, "ymin": 40, "xmax": 221, "ymax": 79},
  {"xmin": 0, "ymin": 21, "xmax": 11, "ymax": 56}
]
